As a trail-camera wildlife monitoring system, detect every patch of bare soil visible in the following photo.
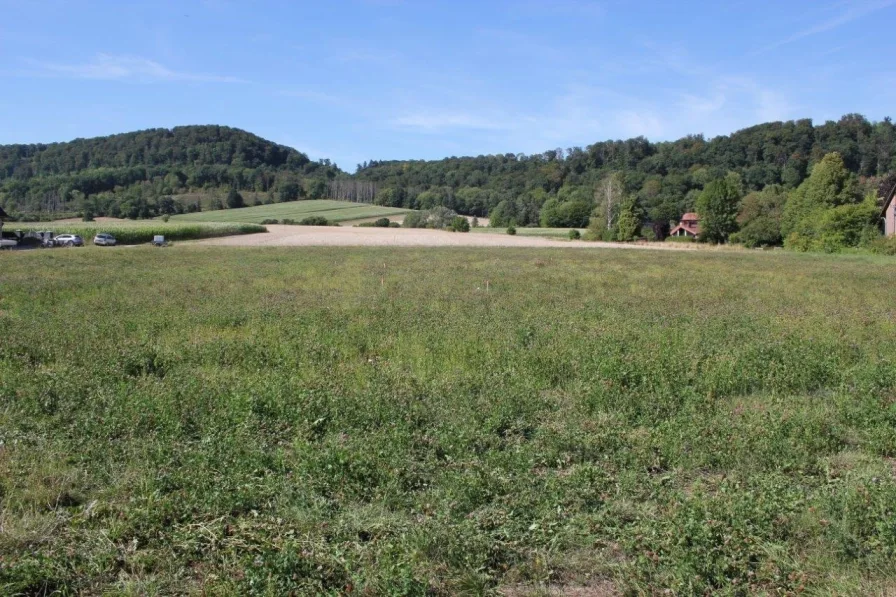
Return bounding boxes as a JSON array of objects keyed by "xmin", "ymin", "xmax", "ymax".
[{"xmin": 194, "ymin": 225, "xmax": 701, "ymax": 250}]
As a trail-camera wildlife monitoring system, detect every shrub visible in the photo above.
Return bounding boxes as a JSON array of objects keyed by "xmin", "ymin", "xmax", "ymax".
[
  {"xmin": 226, "ymin": 189, "xmax": 244, "ymax": 209},
  {"xmin": 357, "ymin": 218, "xmax": 398, "ymax": 228},
  {"xmin": 449, "ymin": 216, "xmax": 470, "ymax": 232},
  {"xmin": 281, "ymin": 218, "xmax": 296, "ymax": 225},
  {"xmin": 568, "ymin": 229, "xmax": 581, "ymax": 240},
  {"xmin": 731, "ymin": 215, "xmax": 780, "ymax": 248},
  {"xmin": 260, "ymin": 219, "xmax": 280, "ymax": 225},
  {"xmin": 507, "ymin": 225, "xmax": 516, "ymax": 235},
  {"xmin": 300, "ymin": 216, "xmax": 330, "ymax": 226},
  {"xmin": 665, "ymin": 235, "xmax": 695, "ymax": 243},
  {"xmin": 869, "ymin": 236, "xmax": 896, "ymax": 255},
  {"xmin": 161, "ymin": 214, "xmax": 170, "ymax": 223},
  {"xmin": 402, "ymin": 212, "xmax": 426, "ymax": 228}
]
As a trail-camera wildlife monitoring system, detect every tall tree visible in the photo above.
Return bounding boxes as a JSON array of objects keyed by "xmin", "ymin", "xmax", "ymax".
[
  {"xmin": 781, "ymin": 152, "xmax": 856, "ymax": 238},
  {"xmin": 696, "ymin": 174, "xmax": 742, "ymax": 243},
  {"xmin": 615, "ymin": 195, "xmax": 642, "ymax": 241},
  {"xmin": 226, "ymin": 188, "xmax": 244, "ymax": 209}
]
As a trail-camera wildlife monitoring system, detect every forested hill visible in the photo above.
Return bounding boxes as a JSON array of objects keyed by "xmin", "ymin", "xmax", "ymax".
[
  {"xmin": 2, "ymin": 115, "xmax": 895, "ymax": 249},
  {"xmin": 0, "ymin": 126, "xmax": 342, "ymax": 219},
  {"xmin": 351, "ymin": 114, "xmax": 896, "ymax": 230},
  {"xmin": 0, "ymin": 126, "xmax": 310, "ymax": 177}
]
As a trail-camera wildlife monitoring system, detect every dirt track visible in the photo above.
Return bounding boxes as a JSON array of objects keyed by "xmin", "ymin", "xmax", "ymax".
[{"xmin": 195, "ymin": 225, "xmax": 701, "ymax": 250}]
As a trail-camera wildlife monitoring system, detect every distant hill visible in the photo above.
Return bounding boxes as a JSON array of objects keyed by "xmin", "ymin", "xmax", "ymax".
[
  {"xmin": 352, "ymin": 114, "xmax": 896, "ymax": 228},
  {"xmin": 1, "ymin": 115, "xmax": 894, "ymax": 234},
  {"xmin": 0, "ymin": 126, "xmax": 342, "ymax": 219},
  {"xmin": 0, "ymin": 125, "xmax": 310, "ymax": 177}
]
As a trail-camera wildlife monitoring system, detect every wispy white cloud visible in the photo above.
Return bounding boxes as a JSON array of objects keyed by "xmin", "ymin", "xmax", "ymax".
[
  {"xmin": 756, "ymin": 0, "xmax": 896, "ymax": 53},
  {"xmin": 25, "ymin": 54, "xmax": 246, "ymax": 83}
]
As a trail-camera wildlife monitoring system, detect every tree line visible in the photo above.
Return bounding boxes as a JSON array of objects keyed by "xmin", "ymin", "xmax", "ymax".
[
  {"xmin": 1, "ymin": 115, "xmax": 894, "ymax": 251},
  {"xmin": 353, "ymin": 114, "xmax": 895, "ymax": 249}
]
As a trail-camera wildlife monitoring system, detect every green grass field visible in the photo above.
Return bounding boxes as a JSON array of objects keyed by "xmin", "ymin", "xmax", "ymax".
[
  {"xmin": 9, "ymin": 221, "xmax": 266, "ymax": 245},
  {"xmin": 171, "ymin": 200, "xmax": 412, "ymax": 224},
  {"xmin": 2, "ymin": 247, "xmax": 896, "ymax": 595}
]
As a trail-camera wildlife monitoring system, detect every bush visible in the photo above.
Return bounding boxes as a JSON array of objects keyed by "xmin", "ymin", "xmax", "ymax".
[
  {"xmin": 260, "ymin": 219, "xmax": 280, "ymax": 225},
  {"xmin": 449, "ymin": 216, "xmax": 470, "ymax": 232},
  {"xmin": 161, "ymin": 214, "xmax": 170, "ymax": 223},
  {"xmin": 402, "ymin": 212, "xmax": 426, "ymax": 228},
  {"xmin": 299, "ymin": 216, "xmax": 330, "ymax": 226},
  {"xmin": 281, "ymin": 218, "xmax": 296, "ymax": 225},
  {"xmin": 665, "ymin": 235, "xmax": 695, "ymax": 243},
  {"xmin": 226, "ymin": 189, "xmax": 244, "ymax": 209},
  {"xmin": 731, "ymin": 215, "xmax": 780, "ymax": 248},
  {"xmin": 869, "ymin": 236, "xmax": 896, "ymax": 255},
  {"xmin": 357, "ymin": 218, "xmax": 397, "ymax": 228},
  {"xmin": 507, "ymin": 225, "xmax": 517, "ymax": 235},
  {"xmin": 568, "ymin": 229, "xmax": 581, "ymax": 240}
]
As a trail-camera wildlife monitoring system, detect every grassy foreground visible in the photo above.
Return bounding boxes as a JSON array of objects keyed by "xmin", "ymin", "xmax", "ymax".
[
  {"xmin": 1, "ymin": 248, "xmax": 896, "ymax": 595},
  {"xmin": 10, "ymin": 221, "xmax": 266, "ymax": 245},
  {"xmin": 171, "ymin": 200, "xmax": 412, "ymax": 224}
]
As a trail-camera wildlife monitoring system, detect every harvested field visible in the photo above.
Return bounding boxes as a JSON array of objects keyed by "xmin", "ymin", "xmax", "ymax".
[{"xmin": 195, "ymin": 224, "xmax": 700, "ymax": 249}]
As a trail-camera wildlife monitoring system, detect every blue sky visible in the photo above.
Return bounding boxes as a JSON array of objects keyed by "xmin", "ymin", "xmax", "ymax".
[{"xmin": 2, "ymin": 0, "xmax": 895, "ymax": 171}]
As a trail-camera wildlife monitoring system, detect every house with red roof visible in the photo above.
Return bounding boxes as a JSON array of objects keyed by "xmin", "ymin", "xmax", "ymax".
[
  {"xmin": 669, "ymin": 212, "xmax": 700, "ymax": 238},
  {"xmin": 883, "ymin": 184, "xmax": 896, "ymax": 237}
]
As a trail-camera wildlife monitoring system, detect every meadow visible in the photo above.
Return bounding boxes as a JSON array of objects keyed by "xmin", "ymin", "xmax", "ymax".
[
  {"xmin": 1, "ymin": 247, "xmax": 895, "ymax": 595},
  {"xmin": 171, "ymin": 200, "xmax": 412, "ymax": 224},
  {"xmin": 8, "ymin": 221, "xmax": 266, "ymax": 245}
]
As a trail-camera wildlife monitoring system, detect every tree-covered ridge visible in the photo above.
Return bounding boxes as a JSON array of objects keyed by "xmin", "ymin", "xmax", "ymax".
[
  {"xmin": 0, "ymin": 125, "xmax": 309, "ymax": 178},
  {"xmin": 0, "ymin": 126, "xmax": 342, "ymax": 220},
  {"xmin": 353, "ymin": 114, "xmax": 896, "ymax": 235}
]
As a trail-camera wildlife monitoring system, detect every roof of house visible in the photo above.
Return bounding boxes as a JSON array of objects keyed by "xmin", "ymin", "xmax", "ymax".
[
  {"xmin": 681, "ymin": 212, "xmax": 699, "ymax": 221},
  {"xmin": 670, "ymin": 223, "xmax": 700, "ymax": 236},
  {"xmin": 881, "ymin": 183, "xmax": 896, "ymax": 217}
]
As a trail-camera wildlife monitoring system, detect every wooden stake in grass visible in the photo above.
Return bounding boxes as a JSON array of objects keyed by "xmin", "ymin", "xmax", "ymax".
[{"xmin": 486, "ymin": 280, "xmax": 490, "ymax": 293}]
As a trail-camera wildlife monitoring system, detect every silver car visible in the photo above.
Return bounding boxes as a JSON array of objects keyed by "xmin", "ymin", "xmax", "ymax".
[
  {"xmin": 93, "ymin": 233, "xmax": 117, "ymax": 246},
  {"xmin": 54, "ymin": 234, "xmax": 84, "ymax": 247}
]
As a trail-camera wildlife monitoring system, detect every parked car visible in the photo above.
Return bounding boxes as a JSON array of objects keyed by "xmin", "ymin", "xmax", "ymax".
[
  {"xmin": 53, "ymin": 234, "xmax": 84, "ymax": 247},
  {"xmin": 93, "ymin": 233, "xmax": 117, "ymax": 246}
]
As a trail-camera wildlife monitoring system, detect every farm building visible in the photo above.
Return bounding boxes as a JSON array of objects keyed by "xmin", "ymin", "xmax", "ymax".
[
  {"xmin": 883, "ymin": 184, "xmax": 896, "ymax": 237},
  {"xmin": 669, "ymin": 212, "xmax": 700, "ymax": 238}
]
